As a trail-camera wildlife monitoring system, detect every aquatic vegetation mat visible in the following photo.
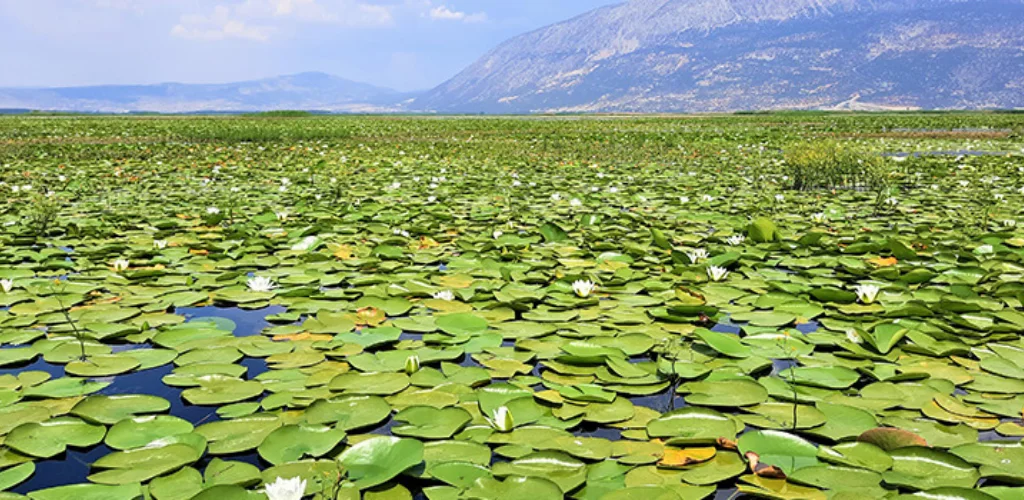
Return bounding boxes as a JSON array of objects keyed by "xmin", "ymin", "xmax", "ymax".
[{"xmin": 0, "ymin": 114, "xmax": 1022, "ymax": 499}]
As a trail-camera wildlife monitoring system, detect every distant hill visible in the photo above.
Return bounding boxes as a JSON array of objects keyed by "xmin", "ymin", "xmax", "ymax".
[
  {"xmin": 0, "ymin": 72, "xmax": 408, "ymax": 113},
  {"xmin": 414, "ymin": 0, "xmax": 1024, "ymax": 113}
]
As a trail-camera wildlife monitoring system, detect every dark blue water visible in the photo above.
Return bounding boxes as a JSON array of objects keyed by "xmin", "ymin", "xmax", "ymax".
[
  {"xmin": 2, "ymin": 307, "xmax": 279, "ymax": 493},
  {"xmin": 177, "ymin": 305, "xmax": 286, "ymax": 337}
]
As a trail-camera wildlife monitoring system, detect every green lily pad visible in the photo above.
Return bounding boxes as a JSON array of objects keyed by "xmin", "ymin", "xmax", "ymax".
[
  {"xmin": 882, "ymin": 447, "xmax": 979, "ymax": 490},
  {"xmin": 337, "ymin": 436, "xmax": 424, "ymax": 490},
  {"xmin": 5, "ymin": 417, "xmax": 106, "ymax": 458},
  {"xmin": 105, "ymin": 415, "xmax": 194, "ymax": 450},
  {"xmin": 257, "ymin": 424, "xmax": 347, "ymax": 465},
  {"xmin": 738, "ymin": 430, "xmax": 820, "ymax": 476}
]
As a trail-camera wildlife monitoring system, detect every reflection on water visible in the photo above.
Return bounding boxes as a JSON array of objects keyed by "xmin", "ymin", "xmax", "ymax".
[
  {"xmin": 574, "ymin": 422, "xmax": 622, "ymax": 441},
  {"xmin": 711, "ymin": 321, "xmax": 742, "ymax": 335},
  {"xmin": 177, "ymin": 305, "xmax": 286, "ymax": 337}
]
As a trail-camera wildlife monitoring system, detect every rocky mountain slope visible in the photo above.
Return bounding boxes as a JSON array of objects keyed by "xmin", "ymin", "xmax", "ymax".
[{"xmin": 416, "ymin": 0, "xmax": 1024, "ymax": 112}]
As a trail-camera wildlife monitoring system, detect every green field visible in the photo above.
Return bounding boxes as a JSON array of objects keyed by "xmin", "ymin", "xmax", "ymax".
[{"xmin": 0, "ymin": 113, "xmax": 1023, "ymax": 499}]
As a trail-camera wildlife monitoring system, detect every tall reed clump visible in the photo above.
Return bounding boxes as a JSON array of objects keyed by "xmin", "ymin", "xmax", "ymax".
[{"xmin": 783, "ymin": 141, "xmax": 885, "ymax": 191}]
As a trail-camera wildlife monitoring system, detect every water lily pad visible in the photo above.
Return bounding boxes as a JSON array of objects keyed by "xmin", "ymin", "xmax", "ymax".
[
  {"xmin": 393, "ymin": 406, "xmax": 473, "ymax": 439},
  {"xmin": 196, "ymin": 414, "xmax": 282, "ymax": 455},
  {"xmin": 435, "ymin": 313, "xmax": 488, "ymax": 336},
  {"xmin": 148, "ymin": 467, "xmax": 202, "ymax": 500},
  {"xmin": 330, "ymin": 372, "xmax": 410, "ymax": 395},
  {"xmin": 680, "ymin": 379, "xmax": 769, "ymax": 407},
  {"xmin": 257, "ymin": 424, "xmax": 347, "ymax": 465},
  {"xmin": 181, "ymin": 379, "xmax": 263, "ymax": 405},
  {"xmin": 738, "ymin": 430, "xmax": 820, "ymax": 476},
  {"xmin": 89, "ymin": 436, "xmax": 206, "ymax": 485},
  {"xmin": 305, "ymin": 396, "xmax": 392, "ymax": 430},
  {"xmin": 492, "ymin": 451, "xmax": 587, "ymax": 493},
  {"xmin": 462, "ymin": 476, "xmax": 563, "ymax": 500},
  {"xmin": 882, "ymin": 447, "xmax": 979, "ymax": 490},
  {"xmin": 105, "ymin": 415, "xmax": 194, "ymax": 450},
  {"xmin": 0, "ymin": 463, "xmax": 35, "ymax": 491},
  {"xmin": 27, "ymin": 484, "xmax": 143, "ymax": 500},
  {"xmin": 647, "ymin": 407, "xmax": 740, "ymax": 445},
  {"xmin": 5, "ymin": 417, "xmax": 106, "ymax": 458},
  {"xmin": 338, "ymin": 436, "xmax": 424, "ymax": 490}
]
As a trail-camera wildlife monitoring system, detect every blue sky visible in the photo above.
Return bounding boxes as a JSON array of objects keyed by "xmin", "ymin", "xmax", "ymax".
[{"xmin": 0, "ymin": 0, "xmax": 617, "ymax": 91}]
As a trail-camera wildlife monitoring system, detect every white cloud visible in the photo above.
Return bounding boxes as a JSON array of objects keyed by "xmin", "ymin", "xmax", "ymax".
[
  {"xmin": 428, "ymin": 4, "xmax": 486, "ymax": 23},
  {"xmin": 91, "ymin": 0, "xmax": 145, "ymax": 13},
  {"xmin": 171, "ymin": 5, "xmax": 273, "ymax": 41},
  {"xmin": 173, "ymin": 0, "xmax": 394, "ymax": 42}
]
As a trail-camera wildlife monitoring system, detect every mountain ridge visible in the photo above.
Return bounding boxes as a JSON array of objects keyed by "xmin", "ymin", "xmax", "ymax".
[
  {"xmin": 0, "ymin": 72, "xmax": 407, "ymax": 113},
  {"xmin": 416, "ymin": 0, "xmax": 1024, "ymax": 112},
  {"xmin": 2, "ymin": 0, "xmax": 1022, "ymax": 113}
]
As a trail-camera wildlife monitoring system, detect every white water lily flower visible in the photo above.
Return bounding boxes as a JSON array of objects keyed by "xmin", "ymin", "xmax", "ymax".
[
  {"xmin": 959, "ymin": 180, "xmax": 970, "ymax": 187},
  {"xmin": 512, "ymin": 180, "xmax": 522, "ymax": 187},
  {"xmin": 112, "ymin": 259, "xmax": 130, "ymax": 272},
  {"xmin": 608, "ymin": 186, "xmax": 618, "ymax": 193},
  {"xmin": 551, "ymin": 193, "xmax": 562, "ymax": 201},
  {"xmin": 679, "ymin": 196, "xmax": 690, "ymax": 204},
  {"xmin": 207, "ymin": 207, "xmax": 220, "ymax": 215},
  {"xmin": 291, "ymin": 236, "xmax": 318, "ymax": 251},
  {"xmin": 0, "ymin": 279, "xmax": 13, "ymax": 293},
  {"xmin": 487, "ymin": 406, "xmax": 514, "ymax": 432},
  {"xmin": 854, "ymin": 284, "xmax": 880, "ymax": 304},
  {"xmin": 264, "ymin": 476, "xmax": 306, "ymax": 500},
  {"xmin": 58, "ymin": 175, "xmax": 67, "ymax": 182},
  {"xmin": 572, "ymin": 280, "xmax": 596, "ymax": 298},
  {"xmin": 153, "ymin": 240, "xmax": 168, "ymax": 249},
  {"xmin": 1004, "ymin": 219, "xmax": 1017, "ymax": 228},
  {"xmin": 433, "ymin": 290, "xmax": 455, "ymax": 301},
  {"xmin": 10, "ymin": 185, "xmax": 19, "ymax": 193},
  {"xmin": 493, "ymin": 230, "xmax": 503, "ymax": 239},
  {"xmin": 686, "ymin": 248, "xmax": 708, "ymax": 264},
  {"xmin": 706, "ymin": 265, "xmax": 729, "ymax": 282},
  {"xmin": 885, "ymin": 197, "xmax": 899, "ymax": 206},
  {"xmin": 811, "ymin": 212, "xmax": 827, "ymax": 224},
  {"xmin": 994, "ymin": 193, "xmax": 1006, "ymax": 201},
  {"xmin": 570, "ymin": 198, "xmax": 582, "ymax": 207},
  {"xmin": 774, "ymin": 194, "xmax": 785, "ymax": 202},
  {"xmin": 846, "ymin": 330, "xmax": 863, "ymax": 344},
  {"xmin": 701, "ymin": 194, "xmax": 714, "ymax": 202},
  {"xmin": 404, "ymin": 355, "xmax": 420, "ymax": 375},
  {"xmin": 247, "ymin": 276, "xmax": 278, "ymax": 292},
  {"xmin": 726, "ymin": 234, "xmax": 746, "ymax": 246},
  {"xmin": 275, "ymin": 211, "xmax": 288, "ymax": 222},
  {"xmin": 280, "ymin": 178, "xmax": 291, "ymax": 186}
]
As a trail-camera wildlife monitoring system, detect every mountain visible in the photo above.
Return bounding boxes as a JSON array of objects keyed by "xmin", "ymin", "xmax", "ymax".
[
  {"xmin": 416, "ymin": 0, "xmax": 1024, "ymax": 113},
  {"xmin": 0, "ymin": 72, "xmax": 407, "ymax": 113}
]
